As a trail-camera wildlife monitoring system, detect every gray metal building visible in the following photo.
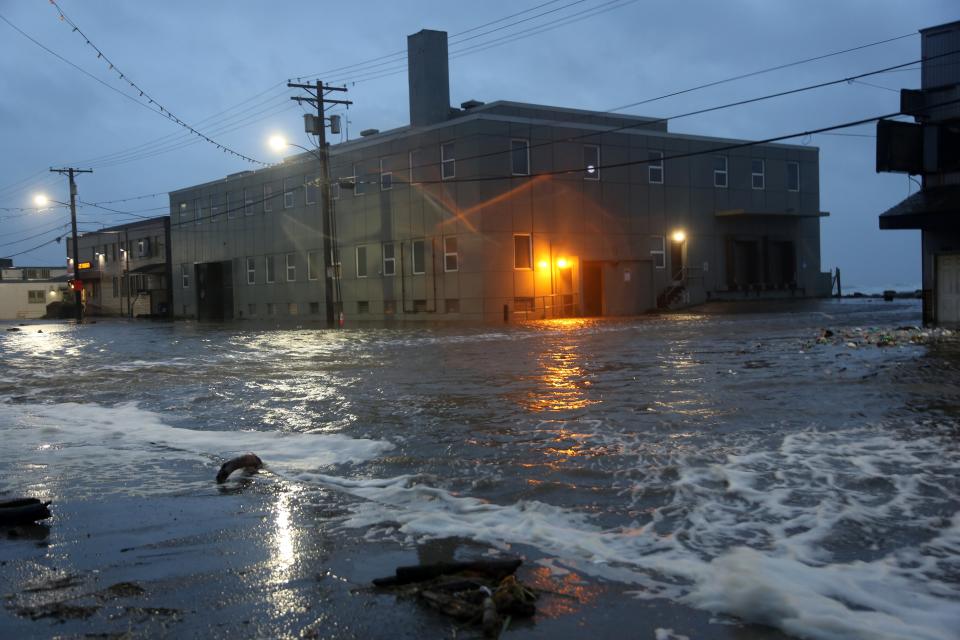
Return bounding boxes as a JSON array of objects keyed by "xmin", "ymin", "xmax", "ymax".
[{"xmin": 170, "ymin": 29, "xmax": 829, "ymax": 323}]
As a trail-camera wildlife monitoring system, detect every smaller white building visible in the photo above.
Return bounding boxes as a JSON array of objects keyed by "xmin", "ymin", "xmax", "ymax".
[{"xmin": 0, "ymin": 266, "xmax": 69, "ymax": 320}]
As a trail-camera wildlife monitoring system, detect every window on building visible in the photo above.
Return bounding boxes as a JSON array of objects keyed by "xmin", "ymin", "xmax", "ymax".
[
  {"xmin": 412, "ymin": 239, "xmax": 425, "ymax": 274},
  {"xmin": 383, "ymin": 242, "xmax": 396, "ymax": 276},
  {"xmin": 137, "ymin": 238, "xmax": 151, "ymax": 258},
  {"xmin": 752, "ymin": 159, "xmax": 765, "ymax": 190},
  {"xmin": 246, "ymin": 257, "xmax": 256, "ymax": 284},
  {"xmin": 308, "ymin": 250, "xmax": 320, "ymax": 280},
  {"xmin": 181, "ymin": 264, "xmax": 190, "ymax": 288},
  {"xmin": 244, "ymin": 188, "xmax": 254, "ymax": 215},
  {"xmin": 409, "ymin": 149, "xmax": 421, "ymax": 184},
  {"xmin": 226, "ymin": 191, "xmax": 236, "ymax": 218},
  {"xmin": 286, "ymin": 253, "xmax": 296, "ymax": 281},
  {"xmin": 265, "ymin": 255, "xmax": 275, "ymax": 283},
  {"xmin": 198, "ymin": 197, "xmax": 207, "ymax": 225},
  {"xmin": 283, "ymin": 177, "xmax": 296, "ymax": 208},
  {"xmin": 514, "ymin": 234, "xmax": 532, "ymax": 270},
  {"xmin": 263, "ymin": 183, "xmax": 275, "ymax": 213},
  {"xmin": 179, "ymin": 202, "xmax": 189, "ymax": 222},
  {"xmin": 355, "ymin": 246, "xmax": 368, "ymax": 278},
  {"xmin": 353, "ymin": 163, "xmax": 364, "ymax": 196},
  {"xmin": 584, "ymin": 144, "xmax": 600, "ymax": 180},
  {"xmin": 357, "ymin": 300, "xmax": 370, "ymax": 314},
  {"xmin": 210, "ymin": 193, "xmax": 223, "ymax": 222},
  {"xmin": 441, "ymin": 142, "xmax": 455, "ymax": 180},
  {"xmin": 305, "ymin": 174, "xmax": 317, "ymax": 205},
  {"xmin": 444, "ymin": 236, "xmax": 459, "ymax": 272},
  {"xmin": 649, "ymin": 151, "xmax": 664, "ymax": 184},
  {"xmin": 445, "ymin": 298, "xmax": 459, "ymax": 313},
  {"xmin": 511, "ymin": 139, "xmax": 530, "ymax": 176},
  {"xmin": 650, "ymin": 236, "xmax": 665, "ymax": 269},
  {"xmin": 27, "ymin": 290, "xmax": 44, "ymax": 304},
  {"xmin": 787, "ymin": 161, "xmax": 800, "ymax": 192},
  {"xmin": 380, "ymin": 158, "xmax": 392, "ymax": 191},
  {"xmin": 714, "ymin": 155, "xmax": 728, "ymax": 188}
]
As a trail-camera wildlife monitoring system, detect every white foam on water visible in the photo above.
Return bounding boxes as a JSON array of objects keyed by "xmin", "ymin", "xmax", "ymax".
[
  {"xmin": 2, "ymin": 401, "xmax": 393, "ymax": 495},
  {"xmin": 291, "ymin": 425, "xmax": 960, "ymax": 640}
]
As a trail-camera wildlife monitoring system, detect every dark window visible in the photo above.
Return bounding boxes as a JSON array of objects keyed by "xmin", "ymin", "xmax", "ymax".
[
  {"xmin": 412, "ymin": 240, "xmax": 425, "ymax": 274},
  {"xmin": 511, "ymin": 139, "xmax": 529, "ymax": 175},
  {"xmin": 514, "ymin": 235, "xmax": 532, "ymax": 269}
]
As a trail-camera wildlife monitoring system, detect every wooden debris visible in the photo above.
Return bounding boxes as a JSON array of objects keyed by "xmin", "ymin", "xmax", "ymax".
[
  {"xmin": 0, "ymin": 498, "xmax": 52, "ymax": 526},
  {"xmin": 215, "ymin": 453, "xmax": 263, "ymax": 483}
]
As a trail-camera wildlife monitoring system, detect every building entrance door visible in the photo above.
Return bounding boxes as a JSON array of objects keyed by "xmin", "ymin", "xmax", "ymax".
[
  {"xmin": 195, "ymin": 261, "xmax": 234, "ymax": 321},
  {"xmin": 670, "ymin": 238, "xmax": 684, "ymax": 281}
]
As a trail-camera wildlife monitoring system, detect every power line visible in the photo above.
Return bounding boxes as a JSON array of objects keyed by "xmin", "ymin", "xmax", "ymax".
[{"xmin": 47, "ymin": 0, "xmax": 267, "ymax": 166}]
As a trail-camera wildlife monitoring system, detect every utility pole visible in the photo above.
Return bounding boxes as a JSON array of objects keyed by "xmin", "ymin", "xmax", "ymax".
[
  {"xmin": 288, "ymin": 80, "xmax": 351, "ymax": 328},
  {"xmin": 51, "ymin": 167, "xmax": 92, "ymax": 324}
]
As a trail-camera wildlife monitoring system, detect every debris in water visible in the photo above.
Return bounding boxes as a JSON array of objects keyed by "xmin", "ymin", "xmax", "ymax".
[{"xmin": 215, "ymin": 453, "xmax": 263, "ymax": 483}]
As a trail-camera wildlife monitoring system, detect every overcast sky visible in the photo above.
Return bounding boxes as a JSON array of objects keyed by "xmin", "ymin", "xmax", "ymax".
[{"xmin": 1, "ymin": 0, "xmax": 956, "ymax": 291}]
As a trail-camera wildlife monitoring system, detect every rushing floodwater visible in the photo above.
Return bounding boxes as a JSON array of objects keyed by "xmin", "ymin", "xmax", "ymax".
[{"xmin": 2, "ymin": 300, "xmax": 959, "ymax": 640}]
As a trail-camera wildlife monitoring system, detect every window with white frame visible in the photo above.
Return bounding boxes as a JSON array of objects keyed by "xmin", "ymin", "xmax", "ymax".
[
  {"xmin": 787, "ymin": 161, "xmax": 800, "ymax": 192},
  {"xmin": 514, "ymin": 234, "xmax": 532, "ymax": 270},
  {"xmin": 714, "ymin": 155, "xmax": 728, "ymax": 188},
  {"xmin": 356, "ymin": 246, "xmax": 368, "ymax": 278},
  {"xmin": 263, "ymin": 183, "xmax": 274, "ymax": 213},
  {"xmin": 751, "ymin": 159, "xmax": 765, "ymax": 190},
  {"xmin": 380, "ymin": 158, "xmax": 392, "ymax": 190},
  {"xmin": 650, "ymin": 235, "xmax": 665, "ymax": 269},
  {"xmin": 265, "ymin": 255, "xmax": 275, "ymax": 283},
  {"xmin": 27, "ymin": 290, "xmax": 45, "ymax": 304},
  {"xmin": 353, "ymin": 163, "xmax": 364, "ymax": 196},
  {"xmin": 179, "ymin": 202, "xmax": 189, "ymax": 222},
  {"xmin": 283, "ymin": 177, "xmax": 296, "ymax": 208},
  {"xmin": 305, "ymin": 174, "xmax": 317, "ymax": 204},
  {"xmin": 412, "ymin": 239, "xmax": 426, "ymax": 274},
  {"xmin": 409, "ymin": 149, "xmax": 421, "ymax": 184},
  {"xmin": 198, "ymin": 197, "xmax": 208, "ymax": 224},
  {"xmin": 246, "ymin": 257, "xmax": 256, "ymax": 284},
  {"xmin": 441, "ymin": 142, "xmax": 455, "ymax": 180},
  {"xmin": 584, "ymin": 144, "xmax": 600, "ymax": 180},
  {"xmin": 243, "ymin": 188, "xmax": 254, "ymax": 215},
  {"xmin": 181, "ymin": 264, "xmax": 190, "ymax": 288},
  {"xmin": 210, "ymin": 193, "xmax": 223, "ymax": 222},
  {"xmin": 308, "ymin": 250, "xmax": 319, "ymax": 280},
  {"xmin": 137, "ymin": 238, "xmax": 150, "ymax": 258},
  {"xmin": 444, "ymin": 236, "xmax": 459, "ymax": 272},
  {"xmin": 382, "ymin": 242, "xmax": 396, "ymax": 276},
  {"xmin": 648, "ymin": 151, "xmax": 664, "ymax": 184},
  {"xmin": 286, "ymin": 253, "xmax": 296, "ymax": 281},
  {"xmin": 511, "ymin": 139, "xmax": 530, "ymax": 176}
]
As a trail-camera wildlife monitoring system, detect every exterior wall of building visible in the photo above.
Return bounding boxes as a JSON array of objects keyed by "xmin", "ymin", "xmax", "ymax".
[
  {"xmin": 68, "ymin": 217, "xmax": 171, "ymax": 317},
  {"xmin": 170, "ymin": 102, "xmax": 824, "ymax": 323},
  {"xmin": 0, "ymin": 282, "xmax": 66, "ymax": 320}
]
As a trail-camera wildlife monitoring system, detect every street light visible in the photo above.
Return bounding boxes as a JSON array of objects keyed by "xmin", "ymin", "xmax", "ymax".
[
  {"xmin": 32, "ymin": 191, "xmax": 84, "ymax": 324},
  {"xmin": 267, "ymin": 133, "xmax": 340, "ymax": 327}
]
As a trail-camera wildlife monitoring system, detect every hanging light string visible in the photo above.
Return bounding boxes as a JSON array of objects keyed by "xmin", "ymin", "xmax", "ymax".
[{"xmin": 47, "ymin": 0, "xmax": 267, "ymax": 166}]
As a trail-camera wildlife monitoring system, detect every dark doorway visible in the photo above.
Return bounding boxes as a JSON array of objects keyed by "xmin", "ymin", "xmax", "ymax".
[
  {"xmin": 670, "ymin": 238, "xmax": 684, "ymax": 281},
  {"xmin": 195, "ymin": 261, "xmax": 234, "ymax": 321},
  {"xmin": 583, "ymin": 261, "xmax": 603, "ymax": 316},
  {"xmin": 728, "ymin": 240, "xmax": 760, "ymax": 291},
  {"xmin": 767, "ymin": 241, "xmax": 796, "ymax": 288}
]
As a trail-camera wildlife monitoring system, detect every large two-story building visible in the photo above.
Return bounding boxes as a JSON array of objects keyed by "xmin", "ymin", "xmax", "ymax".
[{"xmin": 170, "ymin": 29, "xmax": 829, "ymax": 323}]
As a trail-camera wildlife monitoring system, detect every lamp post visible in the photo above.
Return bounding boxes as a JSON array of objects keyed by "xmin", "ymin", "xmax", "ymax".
[
  {"xmin": 268, "ymin": 135, "xmax": 342, "ymax": 328},
  {"xmin": 34, "ymin": 185, "xmax": 87, "ymax": 325}
]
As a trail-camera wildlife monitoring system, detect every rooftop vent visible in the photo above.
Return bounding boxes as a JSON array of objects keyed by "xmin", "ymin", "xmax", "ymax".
[
  {"xmin": 461, "ymin": 99, "xmax": 485, "ymax": 110},
  {"xmin": 360, "ymin": 128, "xmax": 380, "ymax": 137}
]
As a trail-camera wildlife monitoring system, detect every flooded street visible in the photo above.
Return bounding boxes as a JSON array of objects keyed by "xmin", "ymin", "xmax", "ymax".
[{"xmin": 2, "ymin": 299, "xmax": 959, "ymax": 639}]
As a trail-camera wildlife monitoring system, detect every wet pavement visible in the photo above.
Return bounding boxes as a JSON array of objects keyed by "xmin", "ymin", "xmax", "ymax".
[{"xmin": 1, "ymin": 299, "xmax": 958, "ymax": 639}]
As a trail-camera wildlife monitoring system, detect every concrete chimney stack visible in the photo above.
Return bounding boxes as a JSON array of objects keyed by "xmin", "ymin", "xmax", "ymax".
[{"xmin": 407, "ymin": 29, "xmax": 451, "ymax": 127}]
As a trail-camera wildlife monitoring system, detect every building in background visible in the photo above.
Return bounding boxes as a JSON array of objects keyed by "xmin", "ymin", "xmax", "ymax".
[
  {"xmin": 878, "ymin": 20, "xmax": 960, "ymax": 326},
  {"xmin": 170, "ymin": 29, "xmax": 829, "ymax": 323},
  {"xmin": 0, "ymin": 262, "xmax": 69, "ymax": 320},
  {"xmin": 66, "ymin": 216, "xmax": 172, "ymax": 318}
]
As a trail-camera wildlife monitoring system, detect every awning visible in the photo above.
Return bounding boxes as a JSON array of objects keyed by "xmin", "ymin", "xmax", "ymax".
[
  {"xmin": 129, "ymin": 263, "xmax": 167, "ymax": 275},
  {"xmin": 879, "ymin": 186, "xmax": 960, "ymax": 230},
  {"xmin": 715, "ymin": 209, "xmax": 829, "ymax": 218}
]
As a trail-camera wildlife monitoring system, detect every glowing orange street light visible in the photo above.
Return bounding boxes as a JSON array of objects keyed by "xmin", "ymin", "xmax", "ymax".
[
  {"xmin": 672, "ymin": 230, "xmax": 686, "ymax": 243},
  {"xmin": 556, "ymin": 257, "xmax": 570, "ymax": 269},
  {"xmin": 537, "ymin": 259, "xmax": 549, "ymax": 270}
]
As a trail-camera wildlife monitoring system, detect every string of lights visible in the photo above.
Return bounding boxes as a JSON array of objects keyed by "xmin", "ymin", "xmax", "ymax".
[{"xmin": 47, "ymin": 0, "xmax": 267, "ymax": 166}]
